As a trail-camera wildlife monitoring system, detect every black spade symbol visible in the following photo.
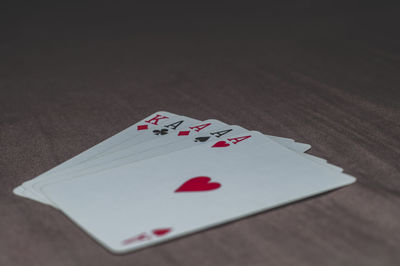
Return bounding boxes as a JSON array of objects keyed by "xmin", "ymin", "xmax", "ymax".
[{"xmin": 194, "ymin": 136, "xmax": 210, "ymax": 142}]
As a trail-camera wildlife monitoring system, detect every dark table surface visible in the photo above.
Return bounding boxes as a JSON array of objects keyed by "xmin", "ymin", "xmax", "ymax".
[{"xmin": 1, "ymin": 2, "xmax": 399, "ymax": 266}]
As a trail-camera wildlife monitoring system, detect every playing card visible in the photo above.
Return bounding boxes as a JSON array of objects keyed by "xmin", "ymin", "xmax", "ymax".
[
  {"xmin": 15, "ymin": 111, "xmax": 180, "ymax": 204},
  {"xmin": 41, "ymin": 131, "xmax": 355, "ymax": 253}
]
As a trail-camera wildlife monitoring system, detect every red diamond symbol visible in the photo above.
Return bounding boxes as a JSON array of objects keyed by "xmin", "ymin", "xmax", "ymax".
[
  {"xmin": 178, "ymin": 130, "xmax": 190, "ymax": 136},
  {"xmin": 137, "ymin": 125, "xmax": 148, "ymax": 131}
]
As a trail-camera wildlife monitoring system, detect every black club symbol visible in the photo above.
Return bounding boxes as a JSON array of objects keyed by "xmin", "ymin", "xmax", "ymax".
[{"xmin": 153, "ymin": 129, "xmax": 168, "ymax": 135}]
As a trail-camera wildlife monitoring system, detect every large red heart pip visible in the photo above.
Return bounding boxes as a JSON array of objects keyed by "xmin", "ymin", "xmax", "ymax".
[
  {"xmin": 212, "ymin": 141, "xmax": 230, "ymax": 148},
  {"xmin": 175, "ymin": 176, "xmax": 221, "ymax": 192}
]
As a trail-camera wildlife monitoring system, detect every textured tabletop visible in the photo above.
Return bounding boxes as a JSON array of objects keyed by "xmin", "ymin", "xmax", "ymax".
[{"xmin": 1, "ymin": 2, "xmax": 399, "ymax": 266}]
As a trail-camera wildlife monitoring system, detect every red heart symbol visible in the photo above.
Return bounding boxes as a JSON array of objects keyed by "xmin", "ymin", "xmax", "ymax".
[
  {"xmin": 152, "ymin": 228, "xmax": 172, "ymax": 237},
  {"xmin": 212, "ymin": 141, "xmax": 230, "ymax": 148},
  {"xmin": 175, "ymin": 176, "xmax": 221, "ymax": 192}
]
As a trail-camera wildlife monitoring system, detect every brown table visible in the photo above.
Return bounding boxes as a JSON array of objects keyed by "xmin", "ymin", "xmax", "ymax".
[{"xmin": 1, "ymin": 3, "xmax": 399, "ymax": 265}]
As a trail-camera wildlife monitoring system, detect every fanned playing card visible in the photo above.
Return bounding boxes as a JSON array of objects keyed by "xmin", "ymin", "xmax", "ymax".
[{"xmin": 40, "ymin": 131, "xmax": 355, "ymax": 253}]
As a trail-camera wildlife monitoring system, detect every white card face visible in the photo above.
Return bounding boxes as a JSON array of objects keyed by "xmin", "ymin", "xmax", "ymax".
[
  {"xmin": 42, "ymin": 132, "xmax": 355, "ymax": 254},
  {"xmin": 16, "ymin": 111, "xmax": 180, "ymax": 203}
]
